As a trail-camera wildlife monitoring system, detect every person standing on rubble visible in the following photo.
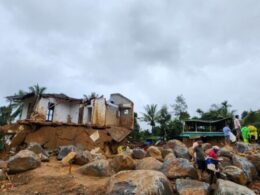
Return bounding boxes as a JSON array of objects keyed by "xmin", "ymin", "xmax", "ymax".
[
  {"xmin": 206, "ymin": 146, "xmax": 221, "ymax": 184},
  {"xmin": 194, "ymin": 140, "xmax": 206, "ymax": 181},
  {"xmin": 223, "ymin": 124, "xmax": 231, "ymax": 145},
  {"xmin": 234, "ymin": 115, "xmax": 241, "ymax": 141}
]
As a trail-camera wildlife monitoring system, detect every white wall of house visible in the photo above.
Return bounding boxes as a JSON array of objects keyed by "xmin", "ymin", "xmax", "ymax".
[
  {"xmin": 35, "ymin": 97, "xmax": 80, "ymax": 123},
  {"xmin": 20, "ymin": 97, "xmax": 35, "ymax": 120}
]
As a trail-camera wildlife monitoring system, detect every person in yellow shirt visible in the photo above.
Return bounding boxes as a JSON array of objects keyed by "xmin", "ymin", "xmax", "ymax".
[{"xmin": 248, "ymin": 125, "xmax": 258, "ymax": 141}]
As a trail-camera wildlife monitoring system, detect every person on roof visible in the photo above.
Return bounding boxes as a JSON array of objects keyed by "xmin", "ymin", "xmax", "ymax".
[
  {"xmin": 241, "ymin": 126, "xmax": 250, "ymax": 144},
  {"xmin": 248, "ymin": 125, "xmax": 258, "ymax": 142}
]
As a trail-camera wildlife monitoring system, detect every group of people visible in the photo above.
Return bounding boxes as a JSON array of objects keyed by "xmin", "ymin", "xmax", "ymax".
[
  {"xmin": 192, "ymin": 141, "xmax": 221, "ymax": 183},
  {"xmin": 223, "ymin": 115, "xmax": 258, "ymax": 145}
]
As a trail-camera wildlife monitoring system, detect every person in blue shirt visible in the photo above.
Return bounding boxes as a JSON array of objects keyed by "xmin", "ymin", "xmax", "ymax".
[{"xmin": 223, "ymin": 124, "xmax": 231, "ymax": 145}]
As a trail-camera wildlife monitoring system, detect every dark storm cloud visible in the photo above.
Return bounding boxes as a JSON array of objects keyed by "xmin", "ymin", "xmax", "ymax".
[{"xmin": 0, "ymin": 0, "xmax": 260, "ymax": 119}]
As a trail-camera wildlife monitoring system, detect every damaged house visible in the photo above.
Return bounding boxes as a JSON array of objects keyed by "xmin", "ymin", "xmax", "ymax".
[{"xmin": 5, "ymin": 93, "xmax": 134, "ymax": 150}]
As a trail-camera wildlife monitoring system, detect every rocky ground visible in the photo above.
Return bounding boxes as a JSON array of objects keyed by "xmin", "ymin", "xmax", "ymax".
[{"xmin": 0, "ymin": 140, "xmax": 259, "ymax": 195}]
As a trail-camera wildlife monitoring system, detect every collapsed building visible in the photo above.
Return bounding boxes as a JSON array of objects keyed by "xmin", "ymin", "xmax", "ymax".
[{"xmin": 3, "ymin": 93, "xmax": 134, "ymax": 152}]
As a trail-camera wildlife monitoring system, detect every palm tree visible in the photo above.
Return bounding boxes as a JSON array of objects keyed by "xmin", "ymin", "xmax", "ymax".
[
  {"xmin": 142, "ymin": 104, "xmax": 159, "ymax": 132},
  {"xmin": 29, "ymin": 84, "xmax": 47, "ymax": 113},
  {"xmin": 10, "ymin": 90, "xmax": 27, "ymax": 120},
  {"xmin": 83, "ymin": 92, "xmax": 103, "ymax": 102}
]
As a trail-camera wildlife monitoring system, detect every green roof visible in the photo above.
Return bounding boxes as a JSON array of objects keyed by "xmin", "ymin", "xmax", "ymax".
[{"xmin": 179, "ymin": 131, "xmax": 224, "ymax": 138}]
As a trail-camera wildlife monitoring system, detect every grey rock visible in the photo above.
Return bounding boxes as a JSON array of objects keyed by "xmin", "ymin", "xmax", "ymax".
[
  {"xmin": 79, "ymin": 159, "xmax": 114, "ymax": 177},
  {"xmin": 232, "ymin": 155, "xmax": 257, "ymax": 182},
  {"xmin": 132, "ymin": 148, "xmax": 146, "ymax": 159},
  {"xmin": 106, "ymin": 170, "xmax": 173, "ymax": 195},
  {"xmin": 223, "ymin": 166, "xmax": 248, "ymax": 185},
  {"xmin": 214, "ymin": 179, "xmax": 256, "ymax": 195},
  {"xmin": 74, "ymin": 150, "xmax": 92, "ymax": 165},
  {"xmin": 57, "ymin": 145, "xmax": 79, "ymax": 160},
  {"xmin": 160, "ymin": 158, "xmax": 197, "ymax": 179},
  {"xmin": 8, "ymin": 150, "xmax": 41, "ymax": 173},
  {"xmin": 176, "ymin": 179, "xmax": 210, "ymax": 195}
]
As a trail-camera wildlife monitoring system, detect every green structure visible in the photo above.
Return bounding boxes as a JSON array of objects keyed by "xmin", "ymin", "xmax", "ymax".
[{"xmin": 179, "ymin": 118, "xmax": 233, "ymax": 138}]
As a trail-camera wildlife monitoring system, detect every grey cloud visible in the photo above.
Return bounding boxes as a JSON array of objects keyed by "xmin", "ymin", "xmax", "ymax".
[{"xmin": 0, "ymin": 0, "xmax": 260, "ymax": 118}]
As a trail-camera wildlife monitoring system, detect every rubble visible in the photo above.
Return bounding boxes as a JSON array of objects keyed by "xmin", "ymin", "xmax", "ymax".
[
  {"xmin": 214, "ymin": 179, "xmax": 256, "ymax": 195},
  {"xmin": 79, "ymin": 159, "xmax": 114, "ymax": 177},
  {"xmin": 135, "ymin": 157, "xmax": 162, "ymax": 171},
  {"xmin": 232, "ymin": 154, "xmax": 257, "ymax": 182},
  {"xmin": 175, "ymin": 178, "xmax": 210, "ymax": 195},
  {"xmin": 146, "ymin": 146, "xmax": 163, "ymax": 161},
  {"xmin": 167, "ymin": 139, "xmax": 190, "ymax": 160},
  {"xmin": 7, "ymin": 150, "xmax": 41, "ymax": 173},
  {"xmin": 106, "ymin": 170, "xmax": 173, "ymax": 195},
  {"xmin": 160, "ymin": 158, "xmax": 197, "ymax": 179},
  {"xmin": 132, "ymin": 148, "xmax": 146, "ymax": 159},
  {"xmin": 223, "ymin": 166, "xmax": 248, "ymax": 185},
  {"xmin": 109, "ymin": 154, "xmax": 135, "ymax": 173}
]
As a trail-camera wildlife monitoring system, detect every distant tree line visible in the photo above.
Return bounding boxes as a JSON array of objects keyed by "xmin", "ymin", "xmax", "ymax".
[{"xmin": 1, "ymin": 87, "xmax": 260, "ymax": 142}]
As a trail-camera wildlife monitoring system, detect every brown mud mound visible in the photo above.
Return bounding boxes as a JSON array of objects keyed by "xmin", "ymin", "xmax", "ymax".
[{"xmin": 25, "ymin": 126, "xmax": 112, "ymax": 150}]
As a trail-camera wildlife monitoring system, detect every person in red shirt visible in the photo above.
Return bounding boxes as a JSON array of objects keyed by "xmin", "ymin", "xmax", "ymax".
[{"xmin": 206, "ymin": 146, "xmax": 221, "ymax": 184}]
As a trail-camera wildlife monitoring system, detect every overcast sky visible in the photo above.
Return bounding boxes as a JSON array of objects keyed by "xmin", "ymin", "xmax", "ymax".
[{"xmin": 0, "ymin": 0, "xmax": 260, "ymax": 122}]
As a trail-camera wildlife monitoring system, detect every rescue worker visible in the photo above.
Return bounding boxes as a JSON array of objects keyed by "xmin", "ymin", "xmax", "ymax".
[
  {"xmin": 248, "ymin": 125, "xmax": 258, "ymax": 142},
  {"xmin": 241, "ymin": 126, "xmax": 250, "ymax": 144}
]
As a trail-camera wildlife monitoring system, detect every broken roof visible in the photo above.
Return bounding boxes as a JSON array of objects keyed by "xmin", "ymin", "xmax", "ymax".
[{"xmin": 7, "ymin": 93, "xmax": 82, "ymax": 102}]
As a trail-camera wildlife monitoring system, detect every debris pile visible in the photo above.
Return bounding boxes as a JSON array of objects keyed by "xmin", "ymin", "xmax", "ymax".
[{"xmin": 0, "ymin": 139, "xmax": 259, "ymax": 194}]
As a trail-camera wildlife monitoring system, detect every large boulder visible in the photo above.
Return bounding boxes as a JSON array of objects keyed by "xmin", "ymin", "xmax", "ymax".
[
  {"xmin": 27, "ymin": 142, "xmax": 49, "ymax": 162},
  {"xmin": 167, "ymin": 140, "xmax": 190, "ymax": 159},
  {"xmin": 109, "ymin": 154, "xmax": 135, "ymax": 172},
  {"xmin": 223, "ymin": 166, "xmax": 248, "ymax": 185},
  {"xmin": 146, "ymin": 146, "xmax": 163, "ymax": 161},
  {"xmin": 232, "ymin": 155, "xmax": 257, "ymax": 182},
  {"xmin": 79, "ymin": 159, "xmax": 114, "ymax": 177},
  {"xmin": 235, "ymin": 142, "xmax": 249, "ymax": 153},
  {"xmin": 218, "ymin": 146, "xmax": 233, "ymax": 158},
  {"xmin": 74, "ymin": 150, "xmax": 93, "ymax": 165},
  {"xmin": 106, "ymin": 170, "xmax": 173, "ymax": 195},
  {"xmin": 176, "ymin": 179, "xmax": 210, "ymax": 195},
  {"xmin": 160, "ymin": 148, "xmax": 173, "ymax": 159},
  {"xmin": 164, "ymin": 153, "xmax": 176, "ymax": 162},
  {"xmin": 220, "ymin": 157, "xmax": 233, "ymax": 168},
  {"xmin": 132, "ymin": 148, "xmax": 146, "ymax": 159},
  {"xmin": 160, "ymin": 158, "xmax": 197, "ymax": 179},
  {"xmin": 214, "ymin": 179, "xmax": 256, "ymax": 195},
  {"xmin": 7, "ymin": 150, "xmax": 41, "ymax": 173},
  {"xmin": 247, "ymin": 153, "xmax": 260, "ymax": 175},
  {"xmin": 136, "ymin": 157, "xmax": 162, "ymax": 171},
  {"xmin": 57, "ymin": 145, "xmax": 79, "ymax": 160}
]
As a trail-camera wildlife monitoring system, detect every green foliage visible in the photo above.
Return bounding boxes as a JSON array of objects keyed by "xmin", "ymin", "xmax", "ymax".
[
  {"xmin": 83, "ymin": 92, "xmax": 103, "ymax": 101},
  {"xmin": 10, "ymin": 90, "xmax": 27, "ymax": 119},
  {"xmin": 242, "ymin": 110, "xmax": 260, "ymax": 129},
  {"xmin": 172, "ymin": 95, "xmax": 189, "ymax": 121},
  {"xmin": 29, "ymin": 84, "xmax": 46, "ymax": 96},
  {"xmin": 142, "ymin": 104, "xmax": 159, "ymax": 131},
  {"xmin": 0, "ymin": 106, "xmax": 12, "ymax": 125},
  {"xmin": 167, "ymin": 119, "xmax": 183, "ymax": 139},
  {"xmin": 128, "ymin": 112, "xmax": 141, "ymax": 141},
  {"xmin": 197, "ymin": 101, "xmax": 235, "ymax": 120},
  {"xmin": 157, "ymin": 105, "xmax": 171, "ymax": 140}
]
